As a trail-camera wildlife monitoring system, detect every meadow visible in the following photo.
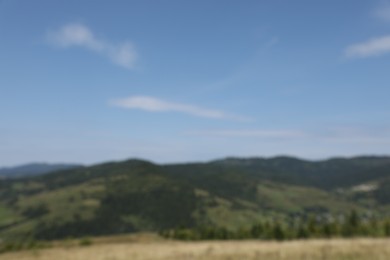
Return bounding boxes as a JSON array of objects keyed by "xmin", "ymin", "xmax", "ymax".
[{"xmin": 1, "ymin": 237, "xmax": 390, "ymax": 260}]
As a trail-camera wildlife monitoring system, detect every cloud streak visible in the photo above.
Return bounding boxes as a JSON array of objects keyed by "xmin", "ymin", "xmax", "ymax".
[
  {"xmin": 373, "ymin": 3, "xmax": 390, "ymax": 22},
  {"xmin": 345, "ymin": 35, "xmax": 390, "ymax": 58},
  {"xmin": 110, "ymin": 96, "xmax": 252, "ymax": 121},
  {"xmin": 47, "ymin": 23, "xmax": 137, "ymax": 70},
  {"xmin": 185, "ymin": 126, "xmax": 390, "ymax": 144},
  {"xmin": 318, "ymin": 126, "xmax": 390, "ymax": 144},
  {"xmin": 186, "ymin": 129, "xmax": 304, "ymax": 138}
]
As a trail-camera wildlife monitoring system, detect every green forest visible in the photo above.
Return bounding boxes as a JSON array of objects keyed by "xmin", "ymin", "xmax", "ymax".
[
  {"xmin": 0, "ymin": 156, "xmax": 390, "ymax": 246},
  {"xmin": 163, "ymin": 210, "xmax": 390, "ymax": 241}
]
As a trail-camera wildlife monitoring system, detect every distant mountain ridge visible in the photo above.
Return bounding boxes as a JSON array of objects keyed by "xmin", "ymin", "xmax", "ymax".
[
  {"xmin": 0, "ymin": 163, "xmax": 82, "ymax": 178},
  {"xmin": 160, "ymin": 155, "xmax": 390, "ymax": 191},
  {"xmin": 0, "ymin": 155, "xmax": 390, "ymax": 240}
]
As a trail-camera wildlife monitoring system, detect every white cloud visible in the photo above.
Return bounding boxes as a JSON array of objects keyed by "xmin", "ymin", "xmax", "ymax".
[
  {"xmin": 110, "ymin": 96, "xmax": 252, "ymax": 121},
  {"xmin": 47, "ymin": 23, "xmax": 103, "ymax": 50},
  {"xmin": 186, "ymin": 129, "xmax": 304, "ymax": 138},
  {"xmin": 47, "ymin": 23, "xmax": 137, "ymax": 69},
  {"xmin": 373, "ymin": 3, "xmax": 390, "ymax": 22},
  {"xmin": 345, "ymin": 35, "xmax": 390, "ymax": 58},
  {"xmin": 107, "ymin": 43, "xmax": 137, "ymax": 70}
]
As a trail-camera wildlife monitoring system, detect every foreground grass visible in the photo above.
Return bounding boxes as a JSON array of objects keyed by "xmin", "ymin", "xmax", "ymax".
[{"xmin": 1, "ymin": 238, "xmax": 390, "ymax": 260}]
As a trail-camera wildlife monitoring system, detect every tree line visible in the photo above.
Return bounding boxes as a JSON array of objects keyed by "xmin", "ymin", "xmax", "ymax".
[{"xmin": 160, "ymin": 211, "xmax": 390, "ymax": 241}]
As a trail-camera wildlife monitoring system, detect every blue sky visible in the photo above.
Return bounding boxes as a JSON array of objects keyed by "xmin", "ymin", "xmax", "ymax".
[{"xmin": 1, "ymin": 0, "xmax": 390, "ymax": 166}]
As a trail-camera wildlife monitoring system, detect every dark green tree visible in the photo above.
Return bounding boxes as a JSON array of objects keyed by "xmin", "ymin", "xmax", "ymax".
[
  {"xmin": 384, "ymin": 220, "xmax": 390, "ymax": 237},
  {"xmin": 250, "ymin": 223, "xmax": 264, "ymax": 239},
  {"xmin": 272, "ymin": 222, "xmax": 285, "ymax": 241},
  {"xmin": 296, "ymin": 224, "xmax": 309, "ymax": 239}
]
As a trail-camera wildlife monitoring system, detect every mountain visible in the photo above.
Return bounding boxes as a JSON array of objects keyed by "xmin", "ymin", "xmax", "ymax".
[
  {"xmin": 0, "ymin": 156, "xmax": 390, "ymax": 241},
  {"xmin": 0, "ymin": 163, "xmax": 82, "ymax": 178}
]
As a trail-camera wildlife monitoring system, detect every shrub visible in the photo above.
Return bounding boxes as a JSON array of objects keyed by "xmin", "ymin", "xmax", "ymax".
[{"xmin": 79, "ymin": 237, "xmax": 92, "ymax": 246}]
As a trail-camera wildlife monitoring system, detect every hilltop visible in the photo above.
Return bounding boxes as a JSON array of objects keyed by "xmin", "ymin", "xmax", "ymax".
[
  {"xmin": 0, "ymin": 156, "xmax": 390, "ymax": 240},
  {"xmin": 0, "ymin": 163, "xmax": 82, "ymax": 178}
]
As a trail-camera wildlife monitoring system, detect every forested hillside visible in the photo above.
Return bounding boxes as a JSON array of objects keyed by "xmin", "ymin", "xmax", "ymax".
[{"xmin": 0, "ymin": 156, "xmax": 390, "ymax": 242}]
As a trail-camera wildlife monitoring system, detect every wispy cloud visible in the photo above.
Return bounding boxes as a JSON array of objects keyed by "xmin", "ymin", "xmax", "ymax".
[
  {"xmin": 373, "ymin": 2, "xmax": 390, "ymax": 22},
  {"xmin": 46, "ymin": 23, "xmax": 137, "ymax": 70},
  {"xmin": 186, "ymin": 129, "xmax": 304, "ymax": 138},
  {"xmin": 185, "ymin": 126, "xmax": 390, "ymax": 144},
  {"xmin": 318, "ymin": 126, "xmax": 390, "ymax": 144},
  {"xmin": 345, "ymin": 35, "xmax": 390, "ymax": 58},
  {"xmin": 110, "ymin": 96, "xmax": 252, "ymax": 121},
  {"xmin": 265, "ymin": 36, "xmax": 279, "ymax": 48}
]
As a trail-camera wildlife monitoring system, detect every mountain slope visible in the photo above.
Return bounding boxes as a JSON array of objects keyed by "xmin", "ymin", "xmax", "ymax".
[
  {"xmin": 0, "ymin": 163, "xmax": 82, "ymax": 178},
  {"xmin": 0, "ymin": 156, "xmax": 389, "ymax": 240}
]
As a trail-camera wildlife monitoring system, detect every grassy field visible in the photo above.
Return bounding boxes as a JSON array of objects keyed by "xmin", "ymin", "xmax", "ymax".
[{"xmin": 1, "ymin": 237, "xmax": 390, "ymax": 260}]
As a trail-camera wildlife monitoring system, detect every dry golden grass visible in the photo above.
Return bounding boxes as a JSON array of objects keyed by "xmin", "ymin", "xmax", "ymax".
[{"xmin": 1, "ymin": 238, "xmax": 390, "ymax": 260}]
